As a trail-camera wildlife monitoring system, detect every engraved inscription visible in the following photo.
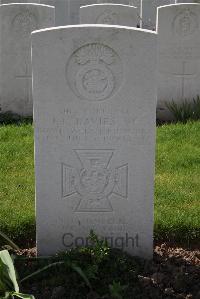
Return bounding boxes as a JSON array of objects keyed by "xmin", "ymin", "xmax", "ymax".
[
  {"xmin": 172, "ymin": 9, "xmax": 198, "ymax": 37},
  {"xmin": 36, "ymin": 106, "xmax": 140, "ymax": 144},
  {"xmin": 12, "ymin": 11, "xmax": 37, "ymax": 37},
  {"xmin": 96, "ymin": 9, "xmax": 119, "ymax": 25},
  {"xmin": 62, "ymin": 150, "xmax": 128, "ymax": 212},
  {"xmin": 66, "ymin": 43, "xmax": 123, "ymax": 101}
]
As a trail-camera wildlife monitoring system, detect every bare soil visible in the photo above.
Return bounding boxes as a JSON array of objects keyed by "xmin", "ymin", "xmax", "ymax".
[{"xmin": 15, "ymin": 242, "xmax": 200, "ymax": 299}]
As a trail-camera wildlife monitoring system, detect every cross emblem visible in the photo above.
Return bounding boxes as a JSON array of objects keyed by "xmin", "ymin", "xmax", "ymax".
[
  {"xmin": 62, "ymin": 150, "xmax": 128, "ymax": 212},
  {"xmin": 15, "ymin": 62, "xmax": 32, "ymax": 103},
  {"xmin": 173, "ymin": 61, "xmax": 196, "ymax": 99}
]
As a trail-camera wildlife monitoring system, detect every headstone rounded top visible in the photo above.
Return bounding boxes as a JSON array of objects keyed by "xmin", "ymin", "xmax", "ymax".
[
  {"xmin": 80, "ymin": 3, "xmax": 137, "ymax": 9},
  {"xmin": 0, "ymin": 3, "xmax": 54, "ymax": 8},
  {"xmin": 31, "ymin": 24, "xmax": 157, "ymax": 35},
  {"xmin": 157, "ymin": 3, "xmax": 200, "ymax": 36},
  {"xmin": 157, "ymin": 3, "xmax": 200, "ymax": 11},
  {"xmin": 80, "ymin": 3, "xmax": 138, "ymax": 27}
]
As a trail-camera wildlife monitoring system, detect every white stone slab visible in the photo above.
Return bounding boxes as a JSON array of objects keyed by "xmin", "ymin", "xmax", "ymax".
[
  {"xmin": 67, "ymin": 0, "xmax": 141, "ymax": 25},
  {"xmin": 141, "ymin": 0, "xmax": 175, "ymax": 29},
  {"xmin": 175, "ymin": 0, "xmax": 195, "ymax": 3},
  {"xmin": 157, "ymin": 4, "xmax": 200, "ymax": 120},
  {"xmin": 0, "ymin": 4, "xmax": 55, "ymax": 116},
  {"xmin": 32, "ymin": 24, "xmax": 157, "ymax": 258},
  {"xmin": 0, "ymin": 1, "xmax": 65, "ymax": 27},
  {"xmin": 80, "ymin": 4, "xmax": 138, "ymax": 27},
  {"xmin": 0, "ymin": 0, "xmax": 54, "ymax": 3}
]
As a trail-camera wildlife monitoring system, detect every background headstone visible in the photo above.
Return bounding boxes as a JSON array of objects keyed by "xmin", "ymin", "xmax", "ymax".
[
  {"xmin": 80, "ymin": 4, "xmax": 138, "ymax": 27},
  {"xmin": 0, "ymin": 4, "xmax": 55, "ymax": 116},
  {"xmin": 67, "ymin": 0, "xmax": 141, "ymax": 25},
  {"xmin": 175, "ymin": 1, "xmax": 195, "ymax": 3},
  {"xmin": 0, "ymin": 0, "xmax": 55, "ymax": 4},
  {"xmin": 0, "ymin": 0, "xmax": 59, "ymax": 26},
  {"xmin": 141, "ymin": 0, "xmax": 175, "ymax": 29},
  {"xmin": 32, "ymin": 25, "xmax": 157, "ymax": 258},
  {"xmin": 157, "ymin": 4, "xmax": 200, "ymax": 120}
]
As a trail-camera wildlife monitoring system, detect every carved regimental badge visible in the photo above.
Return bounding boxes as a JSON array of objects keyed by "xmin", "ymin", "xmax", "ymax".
[
  {"xmin": 173, "ymin": 9, "xmax": 198, "ymax": 37},
  {"xmin": 62, "ymin": 150, "xmax": 128, "ymax": 212},
  {"xmin": 66, "ymin": 43, "xmax": 123, "ymax": 101},
  {"xmin": 96, "ymin": 9, "xmax": 119, "ymax": 25},
  {"xmin": 12, "ymin": 11, "xmax": 38, "ymax": 37}
]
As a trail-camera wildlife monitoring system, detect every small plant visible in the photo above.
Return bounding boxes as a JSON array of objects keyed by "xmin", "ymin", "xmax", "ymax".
[
  {"xmin": 87, "ymin": 230, "xmax": 110, "ymax": 264},
  {"xmin": 20, "ymin": 257, "xmax": 91, "ymax": 290},
  {"xmin": 192, "ymin": 95, "xmax": 200, "ymax": 118},
  {"xmin": 0, "ymin": 112, "xmax": 32, "ymax": 125},
  {"xmin": 166, "ymin": 99, "xmax": 193, "ymax": 123},
  {"xmin": 166, "ymin": 95, "xmax": 200, "ymax": 123},
  {"xmin": 109, "ymin": 281, "xmax": 127, "ymax": 299},
  {"xmin": 0, "ymin": 250, "xmax": 34, "ymax": 299}
]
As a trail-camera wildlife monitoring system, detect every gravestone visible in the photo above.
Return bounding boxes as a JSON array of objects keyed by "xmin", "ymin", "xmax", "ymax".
[
  {"xmin": 54, "ymin": 0, "xmax": 69, "ymax": 25},
  {"xmin": 67, "ymin": 0, "xmax": 141, "ymax": 25},
  {"xmin": 175, "ymin": 1, "xmax": 195, "ymax": 3},
  {"xmin": 0, "ymin": 0, "xmax": 55, "ymax": 5},
  {"xmin": 157, "ymin": 4, "xmax": 200, "ymax": 120},
  {"xmin": 0, "ymin": 4, "xmax": 55, "ymax": 116},
  {"xmin": 80, "ymin": 4, "xmax": 138, "ymax": 27},
  {"xmin": 141, "ymin": 0, "xmax": 175, "ymax": 29},
  {"xmin": 32, "ymin": 24, "xmax": 157, "ymax": 258}
]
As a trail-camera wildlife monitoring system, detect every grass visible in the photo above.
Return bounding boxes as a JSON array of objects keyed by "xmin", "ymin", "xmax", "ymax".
[
  {"xmin": 155, "ymin": 121, "xmax": 200, "ymax": 242},
  {"xmin": 0, "ymin": 123, "xmax": 35, "ymax": 243},
  {"xmin": 0, "ymin": 121, "xmax": 199, "ymax": 244}
]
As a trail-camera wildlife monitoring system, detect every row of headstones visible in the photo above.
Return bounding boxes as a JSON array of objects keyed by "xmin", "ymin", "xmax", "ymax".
[
  {"xmin": 0, "ymin": 2, "xmax": 199, "ymax": 120},
  {"xmin": 0, "ymin": 0, "xmax": 197, "ymax": 28},
  {"xmin": 30, "ymin": 3, "xmax": 199, "ymax": 257}
]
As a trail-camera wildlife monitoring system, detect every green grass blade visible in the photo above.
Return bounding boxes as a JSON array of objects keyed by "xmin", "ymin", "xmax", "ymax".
[
  {"xmin": 0, "ymin": 250, "xmax": 19, "ymax": 293},
  {"xmin": 11, "ymin": 292, "xmax": 35, "ymax": 299},
  {"xmin": 71, "ymin": 263, "xmax": 92, "ymax": 289},
  {"xmin": 20, "ymin": 262, "xmax": 64, "ymax": 283},
  {"xmin": 0, "ymin": 232, "xmax": 20, "ymax": 251}
]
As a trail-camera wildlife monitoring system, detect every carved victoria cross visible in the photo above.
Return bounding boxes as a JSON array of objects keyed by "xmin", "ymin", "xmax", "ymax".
[{"xmin": 62, "ymin": 150, "xmax": 128, "ymax": 212}]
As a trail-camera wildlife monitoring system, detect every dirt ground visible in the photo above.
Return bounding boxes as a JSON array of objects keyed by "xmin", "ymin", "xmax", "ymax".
[{"xmin": 16, "ymin": 242, "xmax": 200, "ymax": 299}]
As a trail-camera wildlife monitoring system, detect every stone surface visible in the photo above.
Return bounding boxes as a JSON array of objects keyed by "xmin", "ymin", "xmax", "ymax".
[
  {"xmin": 175, "ymin": 0, "xmax": 195, "ymax": 3},
  {"xmin": 80, "ymin": 4, "xmax": 138, "ymax": 27},
  {"xmin": 0, "ymin": 4, "xmax": 55, "ymax": 116},
  {"xmin": 157, "ymin": 4, "xmax": 200, "ymax": 120},
  {"xmin": 141, "ymin": 0, "xmax": 175, "ymax": 29},
  {"xmin": 32, "ymin": 25, "xmax": 157, "ymax": 258},
  {"xmin": 0, "ymin": 0, "xmax": 55, "ymax": 4},
  {"xmin": 67, "ymin": 0, "xmax": 141, "ymax": 25},
  {"xmin": 0, "ymin": 1, "xmax": 57, "ymax": 23}
]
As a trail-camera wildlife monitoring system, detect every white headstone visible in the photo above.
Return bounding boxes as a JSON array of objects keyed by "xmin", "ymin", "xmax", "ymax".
[
  {"xmin": 67, "ymin": 0, "xmax": 141, "ymax": 25},
  {"xmin": 0, "ymin": 4, "xmax": 55, "ymax": 116},
  {"xmin": 141, "ymin": 0, "xmax": 175, "ymax": 29},
  {"xmin": 0, "ymin": 0, "xmax": 54, "ymax": 4},
  {"xmin": 157, "ymin": 4, "xmax": 200, "ymax": 120},
  {"xmin": 80, "ymin": 4, "xmax": 138, "ymax": 27},
  {"xmin": 54, "ymin": 0, "xmax": 69, "ymax": 26},
  {"xmin": 32, "ymin": 25, "xmax": 157, "ymax": 258},
  {"xmin": 175, "ymin": 0, "xmax": 195, "ymax": 3}
]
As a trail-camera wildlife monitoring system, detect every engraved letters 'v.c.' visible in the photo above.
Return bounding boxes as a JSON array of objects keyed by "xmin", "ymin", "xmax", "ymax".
[{"xmin": 62, "ymin": 150, "xmax": 128, "ymax": 212}]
